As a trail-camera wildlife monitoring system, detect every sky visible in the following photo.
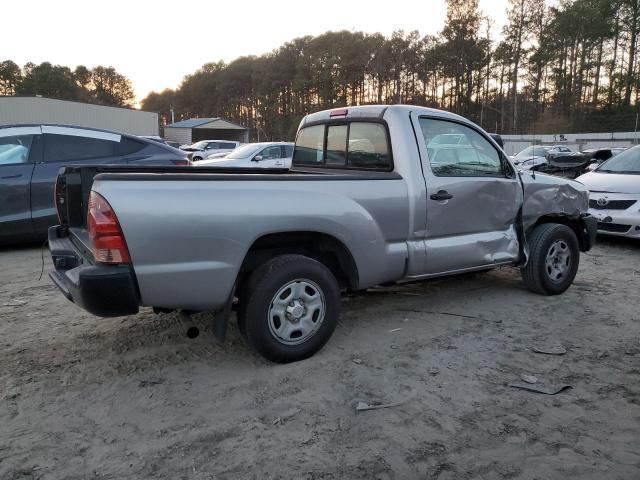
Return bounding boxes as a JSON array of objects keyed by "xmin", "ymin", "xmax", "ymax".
[{"xmin": 2, "ymin": 0, "xmax": 510, "ymax": 104}]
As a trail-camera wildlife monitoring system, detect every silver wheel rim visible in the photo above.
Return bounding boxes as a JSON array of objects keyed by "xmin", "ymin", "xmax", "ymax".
[
  {"xmin": 268, "ymin": 279, "xmax": 326, "ymax": 345},
  {"xmin": 545, "ymin": 239, "xmax": 571, "ymax": 283}
]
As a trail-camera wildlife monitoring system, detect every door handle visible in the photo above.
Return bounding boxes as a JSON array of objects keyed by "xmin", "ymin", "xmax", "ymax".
[
  {"xmin": 1, "ymin": 174, "xmax": 22, "ymax": 179},
  {"xmin": 430, "ymin": 190, "xmax": 453, "ymax": 201}
]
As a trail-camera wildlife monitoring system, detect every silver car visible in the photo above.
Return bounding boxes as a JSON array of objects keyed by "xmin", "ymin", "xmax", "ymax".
[
  {"xmin": 512, "ymin": 145, "xmax": 574, "ymax": 169},
  {"xmin": 577, "ymin": 145, "xmax": 640, "ymax": 238}
]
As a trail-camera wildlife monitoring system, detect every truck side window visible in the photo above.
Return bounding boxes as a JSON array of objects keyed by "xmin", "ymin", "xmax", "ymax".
[
  {"xmin": 348, "ymin": 123, "xmax": 390, "ymax": 169},
  {"xmin": 420, "ymin": 118, "xmax": 502, "ymax": 177},
  {"xmin": 0, "ymin": 135, "xmax": 34, "ymax": 165},
  {"xmin": 293, "ymin": 125, "xmax": 324, "ymax": 165}
]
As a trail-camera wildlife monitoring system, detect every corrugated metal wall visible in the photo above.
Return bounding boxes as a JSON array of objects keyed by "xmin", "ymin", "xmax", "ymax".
[
  {"xmin": 501, "ymin": 132, "xmax": 640, "ymax": 155},
  {"xmin": 0, "ymin": 97, "xmax": 159, "ymax": 135},
  {"xmin": 164, "ymin": 127, "xmax": 192, "ymax": 145}
]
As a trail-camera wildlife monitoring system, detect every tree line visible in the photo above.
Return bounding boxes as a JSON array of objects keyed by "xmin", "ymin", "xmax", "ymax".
[
  {"xmin": 0, "ymin": 61, "xmax": 135, "ymax": 107},
  {"xmin": 143, "ymin": 0, "xmax": 640, "ymax": 139},
  {"xmin": 2, "ymin": 0, "xmax": 638, "ymax": 138}
]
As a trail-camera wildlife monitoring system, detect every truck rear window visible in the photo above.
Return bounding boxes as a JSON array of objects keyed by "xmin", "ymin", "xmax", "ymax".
[{"xmin": 293, "ymin": 122, "xmax": 392, "ymax": 171}]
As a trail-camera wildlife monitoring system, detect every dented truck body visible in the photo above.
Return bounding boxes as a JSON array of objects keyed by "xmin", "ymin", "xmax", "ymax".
[{"xmin": 49, "ymin": 105, "xmax": 596, "ymax": 320}]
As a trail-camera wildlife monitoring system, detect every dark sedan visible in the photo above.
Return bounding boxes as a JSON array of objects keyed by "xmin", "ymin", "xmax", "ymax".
[{"xmin": 0, "ymin": 124, "xmax": 190, "ymax": 244}]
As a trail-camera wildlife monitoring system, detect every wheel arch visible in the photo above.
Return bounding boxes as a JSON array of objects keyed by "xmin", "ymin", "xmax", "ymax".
[
  {"xmin": 238, "ymin": 231, "xmax": 360, "ymax": 292},
  {"xmin": 529, "ymin": 214, "xmax": 592, "ymax": 252}
]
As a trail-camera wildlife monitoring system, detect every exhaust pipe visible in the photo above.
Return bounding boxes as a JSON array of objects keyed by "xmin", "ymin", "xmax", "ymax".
[{"xmin": 178, "ymin": 310, "xmax": 200, "ymax": 339}]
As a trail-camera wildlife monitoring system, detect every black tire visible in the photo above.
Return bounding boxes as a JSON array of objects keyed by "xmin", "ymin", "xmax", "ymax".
[
  {"xmin": 237, "ymin": 254, "xmax": 340, "ymax": 363},
  {"xmin": 193, "ymin": 156, "xmax": 202, "ymax": 161},
  {"xmin": 521, "ymin": 223, "xmax": 580, "ymax": 295}
]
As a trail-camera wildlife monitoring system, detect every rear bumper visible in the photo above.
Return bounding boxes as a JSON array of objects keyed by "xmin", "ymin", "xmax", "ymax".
[{"xmin": 48, "ymin": 226, "xmax": 139, "ymax": 317}]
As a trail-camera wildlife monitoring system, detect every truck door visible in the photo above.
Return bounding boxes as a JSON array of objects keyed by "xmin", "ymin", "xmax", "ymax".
[
  {"xmin": 31, "ymin": 126, "xmax": 127, "ymax": 235},
  {"xmin": 0, "ymin": 126, "xmax": 40, "ymax": 241},
  {"xmin": 411, "ymin": 114, "xmax": 522, "ymax": 274}
]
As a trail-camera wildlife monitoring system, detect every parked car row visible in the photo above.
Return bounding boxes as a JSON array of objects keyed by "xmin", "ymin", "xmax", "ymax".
[
  {"xmin": 2, "ymin": 118, "xmax": 637, "ymax": 248},
  {"xmin": 510, "ymin": 144, "xmax": 633, "ymax": 178}
]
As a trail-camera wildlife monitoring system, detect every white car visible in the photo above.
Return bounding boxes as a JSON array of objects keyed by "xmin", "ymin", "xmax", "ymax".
[
  {"xmin": 198, "ymin": 142, "xmax": 294, "ymax": 169},
  {"xmin": 512, "ymin": 145, "xmax": 574, "ymax": 170},
  {"xmin": 576, "ymin": 145, "xmax": 640, "ymax": 238},
  {"xmin": 180, "ymin": 140, "xmax": 240, "ymax": 161}
]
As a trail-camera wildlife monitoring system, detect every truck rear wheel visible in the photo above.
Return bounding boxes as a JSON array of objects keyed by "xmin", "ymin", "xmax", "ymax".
[
  {"xmin": 237, "ymin": 254, "xmax": 340, "ymax": 363},
  {"xmin": 521, "ymin": 223, "xmax": 580, "ymax": 295}
]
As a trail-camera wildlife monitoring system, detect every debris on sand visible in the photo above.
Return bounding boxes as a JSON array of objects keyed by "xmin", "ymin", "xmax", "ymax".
[
  {"xmin": 351, "ymin": 395, "xmax": 412, "ymax": 412},
  {"xmin": 509, "ymin": 383, "xmax": 572, "ymax": 395},
  {"xmin": 3, "ymin": 299, "xmax": 27, "ymax": 307},
  {"xmin": 520, "ymin": 374, "xmax": 538, "ymax": 384},
  {"xmin": 532, "ymin": 344, "xmax": 567, "ymax": 355},
  {"xmin": 272, "ymin": 408, "xmax": 300, "ymax": 426},
  {"xmin": 138, "ymin": 379, "xmax": 164, "ymax": 388}
]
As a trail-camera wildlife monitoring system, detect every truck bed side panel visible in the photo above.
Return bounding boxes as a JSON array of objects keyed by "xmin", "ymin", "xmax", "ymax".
[{"xmin": 93, "ymin": 177, "xmax": 410, "ymax": 310}]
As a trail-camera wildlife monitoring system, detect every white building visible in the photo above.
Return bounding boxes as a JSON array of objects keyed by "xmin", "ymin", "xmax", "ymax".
[{"xmin": 0, "ymin": 96, "xmax": 159, "ymax": 135}]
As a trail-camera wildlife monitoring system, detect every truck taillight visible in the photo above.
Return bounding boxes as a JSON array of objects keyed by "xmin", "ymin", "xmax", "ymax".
[{"xmin": 87, "ymin": 191, "xmax": 130, "ymax": 264}]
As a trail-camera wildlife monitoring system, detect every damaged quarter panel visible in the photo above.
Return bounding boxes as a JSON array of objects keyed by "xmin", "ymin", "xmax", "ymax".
[{"xmin": 520, "ymin": 171, "xmax": 589, "ymax": 231}]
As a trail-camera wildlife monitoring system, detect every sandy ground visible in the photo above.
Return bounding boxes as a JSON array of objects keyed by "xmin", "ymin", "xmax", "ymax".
[{"xmin": 1, "ymin": 238, "xmax": 639, "ymax": 480}]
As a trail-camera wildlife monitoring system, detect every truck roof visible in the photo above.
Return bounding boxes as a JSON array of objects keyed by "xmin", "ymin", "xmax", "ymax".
[{"xmin": 300, "ymin": 104, "xmax": 469, "ymax": 127}]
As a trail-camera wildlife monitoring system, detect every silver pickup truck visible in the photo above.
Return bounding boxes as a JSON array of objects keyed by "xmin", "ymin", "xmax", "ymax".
[{"xmin": 49, "ymin": 105, "xmax": 597, "ymax": 363}]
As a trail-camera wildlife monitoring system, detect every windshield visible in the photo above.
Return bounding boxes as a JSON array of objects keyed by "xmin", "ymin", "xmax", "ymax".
[
  {"xmin": 515, "ymin": 146, "xmax": 549, "ymax": 159},
  {"xmin": 226, "ymin": 143, "xmax": 261, "ymax": 159},
  {"xmin": 597, "ymin": 145, "xmax": 640, "ymax": 174},
  {"xmin": 191, "ymin": 141, "xmax": 209, "ymax": 149}
]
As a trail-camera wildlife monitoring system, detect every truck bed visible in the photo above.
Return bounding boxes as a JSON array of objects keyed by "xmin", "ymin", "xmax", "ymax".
[{"xmin": 54, "ymin": 164, "xmax": 401, "ymax": 229}]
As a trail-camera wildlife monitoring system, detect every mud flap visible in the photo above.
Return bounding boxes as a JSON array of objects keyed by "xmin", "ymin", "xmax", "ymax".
[{"xmin": 212, "ymin": 283, "xmax": 236, "ymax": 343}]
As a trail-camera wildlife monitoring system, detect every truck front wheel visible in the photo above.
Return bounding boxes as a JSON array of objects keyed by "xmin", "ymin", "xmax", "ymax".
[
  {"xmin": 521, "ymin": 223, "xmax": 580, "ymax": 295},
  {"xmin": 237, "ymin": 254, "xmax": 340, "ymax": 363}
]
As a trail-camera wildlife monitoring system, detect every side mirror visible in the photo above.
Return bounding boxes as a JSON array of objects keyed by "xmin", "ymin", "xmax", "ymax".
[{"xmin": 253, "ymin": 155, "xmax": 263, "ymax": 162}]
